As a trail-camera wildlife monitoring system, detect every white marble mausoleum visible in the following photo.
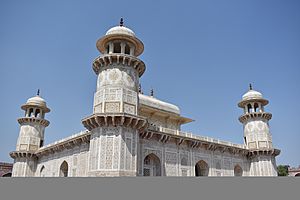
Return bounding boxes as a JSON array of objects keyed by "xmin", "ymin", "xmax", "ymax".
[{"xmin": 10, "ymin": 19, "xmax": 280, "ymax": 177}]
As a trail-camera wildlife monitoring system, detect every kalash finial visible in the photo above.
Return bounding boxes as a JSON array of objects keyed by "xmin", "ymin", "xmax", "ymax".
[
  {"xmin": 249, "ymin": 83, "xmax": 253, "ymax": 90},
  {"xmin": 120, "ymin": 17, "xmax": 124, "ymax": 27},
  {"xmin": 37, "ymin": 89, "xmax": 40, "ymax": 96},
  {"xmin": 150, "ymin": 88, "xmax": 154, "ymax": 97}
]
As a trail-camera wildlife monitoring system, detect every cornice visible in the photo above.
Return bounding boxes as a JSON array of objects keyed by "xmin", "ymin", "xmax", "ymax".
[
  {"xmin": 93, "ymin": 54, "xmax": 145, "ymax": 77},
  {"xmin": 18, "ymin": 117, "xmax": 50, "ymax": 127},
  {"xmin": 239, "ymin": 112, "xmax": 272, "ymax": 123},
  {"xmin": 82, "ymin": 113, "xmax": 148, "ymax": 131}
]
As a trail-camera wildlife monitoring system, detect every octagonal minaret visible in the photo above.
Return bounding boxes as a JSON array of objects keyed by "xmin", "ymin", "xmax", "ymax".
[
  {"xmin": 92, "ymin": 18, "xmax": 145, "ymax": 114},
  {"xmin": 10, "ymin": 90, "xmax": 50, "ymax": 177},
  {"xmin": 82, "ymin": 19, "xmax": 148, "ymax": 176},
  {"xmin": 238, "ymin": 84, "xmax": 280, "ymax": 176}
]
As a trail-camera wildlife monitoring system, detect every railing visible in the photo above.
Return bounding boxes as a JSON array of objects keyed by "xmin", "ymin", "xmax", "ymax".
[
  {"xmin": 39, "ymin": 130, "xmax": 90, "ymax": 150},
  {"xmin": 156, "ymin": 126, "xmax": 246, "ymax": 149}
]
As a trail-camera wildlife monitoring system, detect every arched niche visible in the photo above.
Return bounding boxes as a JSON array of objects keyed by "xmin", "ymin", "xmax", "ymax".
[
  {"xmin": 234, "ymin": 164, "xmax": 243, "ymax": 176},
  {"xmin": 59, "ymin": 161, "xmax": 69, "ymax": 177},
  {"xmin": 143, "ymin": 153, "xmax": 161, "ymax": 176},
  {"xmin": 195, "ymin": 160, "xmax": 209, "ymax": 176}
]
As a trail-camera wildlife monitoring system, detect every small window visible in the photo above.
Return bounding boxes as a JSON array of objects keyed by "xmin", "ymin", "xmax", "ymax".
[
  {"xmin": 28, "ymin": 108, "xmax": 34, "ymax": 117},
  {"xmin": 247, "ymin": 104, "xmax": 253, "ymax": 113},
  {"xmin": 35, "ymin": 109, "xmax": 40, "ymax": 117},
  {"xmin": 254, "ymin": 103, "xmax": 259, "ymax": 112},
  {"xmin": 125, "ymin": 44, "xmax": 130, "ymax": 55},
  {"xmin": 143, "ymin": 168, "xmax": 150, "ymax": 176},
  {"xmin": 106, "ymin": 45, "xmax": 110, "ymax": 54},
  {"xmin": 40, "ymin": 140, "xmax": 44, "ymax": 147},
  {"xmin": 114, "ymin": 42, "xmax": 121, "ymax": 53}
]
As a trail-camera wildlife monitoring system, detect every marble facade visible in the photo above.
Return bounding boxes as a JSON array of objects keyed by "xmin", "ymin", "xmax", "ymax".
[{"xmin": 10, "ymin": 20, "xmax": 280, "ymax": 177}]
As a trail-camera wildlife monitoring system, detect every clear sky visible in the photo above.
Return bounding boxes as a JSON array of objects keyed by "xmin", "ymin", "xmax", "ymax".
[{"xmin": 0, "ymin": 0, "xmax": 299, "ymax": 167}]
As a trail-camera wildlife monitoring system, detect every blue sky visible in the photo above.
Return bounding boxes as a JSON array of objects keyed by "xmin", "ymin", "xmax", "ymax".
[{"xmin": 0, "ymin": 0, "xmax": 299, "ymax": 167}]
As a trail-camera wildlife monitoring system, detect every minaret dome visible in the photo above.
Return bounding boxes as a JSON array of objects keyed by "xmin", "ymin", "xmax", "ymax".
[
  {"xmin": 96, "ymin": 18, "xmax": 144, "ymax": 57},
  {"xmin": 238, "ymin": 85, "xmax": 268, "ymax": 113}
]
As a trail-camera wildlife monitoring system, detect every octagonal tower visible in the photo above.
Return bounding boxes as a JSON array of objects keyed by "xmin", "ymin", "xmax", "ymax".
[
  {"xmin": 82, "ymin": 19, "xmax": 148, "ymax": 176},
  {"xmin": 93, "ymin": 18, "xmax": 145, "ymax": 114},
  {"xmin": 10, "ymin": 91, "xmax": 50, "ymax": 177},
  {"xmin": 238, "ymin": 84, "xmax": 280, "ymax": 176}
]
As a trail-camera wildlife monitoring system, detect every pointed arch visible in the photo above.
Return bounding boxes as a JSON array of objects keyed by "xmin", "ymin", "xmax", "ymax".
[
  {"xmin": 247, "ymin": 104, "xmax": 253, "ymax": 113},
  {"xmin": 195, "ymin": 160, "xmax": 209, "ymax": 176},
  {"xmin": 28, "ymin": 108, "xmax": 34, "ymax": 117},
  {"xmin": 143, "ymin": 153, "xmax": 161, "ymax": 176},
  {"xmin": 40, "ymin": 165, "xmax": 45, "ymax": 177},
  {"xmin": 35, "ymin": 109, "xmax": 40, "ymax": 117},
  {"xmin": 59, "ymin": 161, "xmax": 69, "ymax": 177},
  {"xmin": 125, "ymin": 44, "xmax": 130, "ymax": 54},
  {"xmin": 234, "ymin": 164, "xmax": 243, "ymax": 176},
  {"xmin": 254, "ymin": 103, "xmax": 259, "ymax": 112}
]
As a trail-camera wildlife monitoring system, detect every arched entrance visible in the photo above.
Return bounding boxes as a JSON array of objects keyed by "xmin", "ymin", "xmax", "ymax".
[
  {"xmin": 295, "ymin": 173, "xmax": 300, "ymax": 177},
  {"xmin": 143, "ymin": 153, "xmax": 161, "ymax": 176},
  {"xmin": 59, "ymin": 161, "xmax": 68, "ymax": 177},
  {"xmin": 234, "ymin": 164, "xmax": 243, "ymax": 176},
  {"xmin": 195, "ymin": 160, "xmax": 209, "ymax": 176}
]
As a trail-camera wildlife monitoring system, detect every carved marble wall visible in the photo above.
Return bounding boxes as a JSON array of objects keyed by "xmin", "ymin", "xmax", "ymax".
[
  {"xmin": 16, "ymin": 124, "xmax": 45, "ymax": 152},
  {"xmin": 94, "ymin": 87, "xmax": 138, "ymax": 114},
  {"xmin": 243, "ymin": 119, "xmax": 272, "ymax": 149},
  {"xmin": 36, "ymin": 143, "xmax": 89, "ymax": 177},
  {"xmin": 139, "ymin": 138, "xmax": 250, "ymax": 176},
  {"xmin": 11, "ymin": 157, "xmax": 36, "ymax": 177},
  {"xmin": 88, "ymin": 126, "xmax": 138, "ymax": 176},
  {"xmin": 139, "ymin": 112, "xmax": 180, "ymax": 130},
  {"xmin": 96, "ymin": 65, "xmax": 138, "ymax": 91},
  {"xmin": 249, "ymin": 155, "xmax": 277, "ymax": 176}
]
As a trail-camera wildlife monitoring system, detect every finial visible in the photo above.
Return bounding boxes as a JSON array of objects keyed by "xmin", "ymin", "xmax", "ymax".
[
  {"xmin": 150, "ymin": 88, "xmax": 154, "ymax": 97},
  {"xmin": 37, "ymin": 89, "xmax": 40, "ymax": 96},
  {"xmin": 120, "ymin": 17, "xmax": 124, "ymax": 27},
  {"xmin": 138, "ymin": 84, "xmax": 142, "ymax": 93},
  {"xmin": 249, "ymin": 83, "xmax": 252, "ymax": 90}
]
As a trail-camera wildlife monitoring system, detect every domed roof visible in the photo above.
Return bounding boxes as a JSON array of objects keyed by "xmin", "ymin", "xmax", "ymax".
[
  {"xmin": 106, "ymin": 26, "xmax": 135, "ymax": 37},
  {"xmin": 238, "ymin": 84, "xmax": 269, "ymax": 107},
  {"xmin": 139, "ymin": 94, "xmax": 180, "ymax": 115},
  {"xmin": 26, "ymin": 96, "xmax": 47, "ymax": 107},
  {"xmin": 96, "ymin": 18, "xmax": 144, "ymax": 57},
  {"xmin": 242, "ymin": 89, "xmax": 263, "ymax": 100},
  {"xmin": 21, "ymin": 93, "xmax": 50, "ymax": 113}
]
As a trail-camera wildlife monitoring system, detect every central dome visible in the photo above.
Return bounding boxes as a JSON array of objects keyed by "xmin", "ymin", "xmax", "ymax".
[
  {"xmin": 106, "ymin": 26, "xmax": 135, "ymax": 37},
  {"xmin": 139, "ymin": 94, "xmax": 180, "ymax": 115}
]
